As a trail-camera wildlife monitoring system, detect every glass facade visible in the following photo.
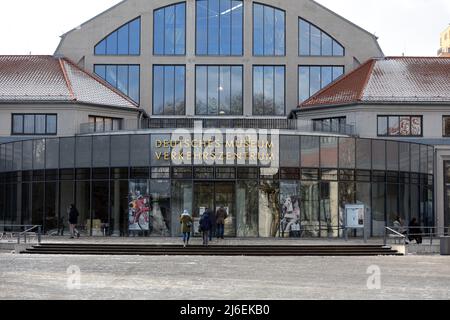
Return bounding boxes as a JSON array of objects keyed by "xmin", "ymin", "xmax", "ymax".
[
  {"xmin": 298, "ymin": 66, "xmax": 344, "ymax": 103},
  {"xmin": 196, "ymin": 0, "xmax": 243, "ymax": 55},
  {"xmin": 0, "ymin": 134, "xmax": 434, "ymax": 238},
  {"xmin": 299, "ymin": 18, "xmax": 344, "ymax": 56},
  {"xmin": 253, "ymin": 66, "xmax": 285, "ymax": 116},
  {"xmin": 94, "ymin": 17, "xmax": 140, "ymax": 55},
  {"xmin": 153, "ymin": 65, "xmax": 186, "ymax": 115},
  {"xmin": 154, "ymin": 3, "xmax": 186, "ymax": 55},
  {"xmin": 196, "ymin": 65, "xmax": 243, "ymax": 115},
  {"xmin": 94, "ymin": 65, "xmax": 140, "ymax": 103},
  {"xmin": 253, "ymin": 3, "xmax": 285, "ymax": 56}
]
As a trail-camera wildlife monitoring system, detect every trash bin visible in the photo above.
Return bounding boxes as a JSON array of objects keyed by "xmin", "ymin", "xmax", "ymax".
[{"xmin": 440, "ymin": 237, "xmax": 450, "ymax": 255}]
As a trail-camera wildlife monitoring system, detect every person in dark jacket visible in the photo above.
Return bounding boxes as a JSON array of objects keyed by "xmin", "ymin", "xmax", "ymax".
[
  {"xmin": 216, "ymin": 206, "xmax": 228, "ymax": 239},
  {"xmin": 68, "ymin": 204, "xmax": 80, "ymax": 239},
  {"xmin": 409, "ymin": 218, "xmax": 422, "ymax": 244},
  {"xmin": 180, "ymin": 210, "xmax": 193, "ymax": 248},
  {"xmin": 199, "ymin": 210, "xmax": 212, "ymax": 246}
]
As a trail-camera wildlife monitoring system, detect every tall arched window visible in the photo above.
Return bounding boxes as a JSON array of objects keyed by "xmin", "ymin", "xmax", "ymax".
[
  {"xmin": 253, "ymin": 3, "xmax": 285, "ymax": 56},
  {"xmin": 154, "ymin": 3, "xmax": 186, "ymax": 55},
  {"xmin": 196, "ymin": 0, "xmax": 243, "ymax": 56},
  {"xmin": 94, "ymin": 17, "xmax": 141, "ymax": 55},
  {"xmin": 299, "ymin": 18, "xmax": 344, "ymax": 56}
]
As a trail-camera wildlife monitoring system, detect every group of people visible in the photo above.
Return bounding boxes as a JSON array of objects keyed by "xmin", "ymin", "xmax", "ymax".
[
  {"xmin": 179, "ymin": 207, "xmax": 228, "ymax": 247},
  {"xmin": 393, "ymin": 216, "xmax": 423, "ymax": 244}
]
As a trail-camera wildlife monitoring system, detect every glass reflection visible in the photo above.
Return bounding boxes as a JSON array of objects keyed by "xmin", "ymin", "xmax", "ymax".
[
  {"xmin": 237, "ymin": 181, "xmax": 258, "ymax": 237},
  {"xmin": 259, "ymin": 180, "xmax": 280, "ymax": 237}
]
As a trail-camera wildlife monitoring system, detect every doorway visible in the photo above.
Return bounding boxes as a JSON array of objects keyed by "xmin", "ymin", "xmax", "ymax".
[{"xmin": 193, "ymin": 182, "xmax": 236, "ymax": 237}]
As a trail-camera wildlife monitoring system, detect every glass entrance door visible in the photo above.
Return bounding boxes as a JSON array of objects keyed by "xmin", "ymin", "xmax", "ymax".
[{"xmin": 193, "ymin": 182, "xmax": 236, "ymax": 237}]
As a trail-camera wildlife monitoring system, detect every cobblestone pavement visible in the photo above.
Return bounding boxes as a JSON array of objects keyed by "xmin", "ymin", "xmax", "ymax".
[{"xmin": 1, "ymin": 253, "xmax": 449, "ymax": 300}]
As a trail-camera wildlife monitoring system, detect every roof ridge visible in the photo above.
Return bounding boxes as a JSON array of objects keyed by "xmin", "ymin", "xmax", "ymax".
[
  {"xmin": 357, "ymin": 60, "xmax": 376, "ymax": 101},
  {"xmin": 61, "ymin": 57, "xmax": 139, "ymax": 108},
  {"xmin": 386, "ymin": 56, "xmax": 450, "ymax": 59},
  {"xmin": 58, "ymin": 58, "xmax": 76, "ymax": 100},
  {"xmin": 300, "ymin": 58, "xmax": 376, "ymax": 108}
]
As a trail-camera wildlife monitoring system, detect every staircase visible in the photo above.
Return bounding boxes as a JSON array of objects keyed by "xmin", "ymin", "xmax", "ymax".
[{"xmin": 20, "ymin": 244, "xmax": 402, "ymax": 256}]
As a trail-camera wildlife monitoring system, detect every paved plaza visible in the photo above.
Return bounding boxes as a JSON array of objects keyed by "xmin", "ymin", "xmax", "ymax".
[{"xmin": 1, "ymin": 248, "xmax": 449, "ymax": 300}]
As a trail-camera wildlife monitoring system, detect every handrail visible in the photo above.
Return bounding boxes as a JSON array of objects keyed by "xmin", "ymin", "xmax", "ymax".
[
  {"xmin": 384, "ymin": 227, "xmax": 406, "ymax": 246},
  {"xmin": 0, "ymin": 224, "xmax": 42, "ymax": 245},
  {"xmin": 384, "ymin": 226, "xmax": 450, "ymax": 247}
]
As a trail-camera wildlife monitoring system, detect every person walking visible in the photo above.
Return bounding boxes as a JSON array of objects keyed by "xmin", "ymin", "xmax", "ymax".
[
  {"xmin": 180, "ymin": 210, "xmax": 193, "ymax": 248},
  {"xmin": 216, "ymin": 206, "xmax": 228, "ymax": 239},
  {"xmin": 68, "ymin": 204, "xmax": 80, "ymax": 239},
  {"xmin": 199, "ymin": 209, "xmax": 212, "ymax": 246}
]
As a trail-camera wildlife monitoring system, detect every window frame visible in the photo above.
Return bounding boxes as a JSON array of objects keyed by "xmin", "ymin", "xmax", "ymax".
[
  {"xmin": 153, "ymin": 2, "xmax": 187, "ymax": 56},
  {"xmin": 94, "ymin": 64, "xmax": 141, "ymax": 104},
  {"xmin": 195, "ymin": 0, "xmax": 244, "ymax": 56},
  {"xmin": 94, "ymin": 17, "xmax": 141, "ymax": 56},
  {"xmin": 88, "ymin": 116, "xmax": 123, "ymax": 133},
  {"xmin": 11, "ymin": 114, "xmax": 58, "ymax": 136},
  {"xmin": 377, "ymin": 115, "xmax": 423, "ymax": 137},
  {"xmin": 152, "ymin": 64, "xmax": 187, "ymax": 116},
  {"xmin": 442, "ymin": 116, "xmax": 450, "ymax": 137},
  {"xmin": 298, "ymin": 65, "xmax": 345, "ymax": 103},
  {"xmin": 298, "ymin": 17, "xmax": 345, "ymax": 57},
  {"xmin": 252, "ymin": 65, "xmax": 286, "ymax": 116},
  {"xmin": 252, "ymin": 2, "xmax": 286, "ymax": 57},
  {"xmin": 195, "ymin": 64, "xmax": 244, "ymax": 116}
]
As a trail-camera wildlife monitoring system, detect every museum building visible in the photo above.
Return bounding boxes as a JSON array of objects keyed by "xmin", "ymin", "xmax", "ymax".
[{"xmin": 0, "ymin": 0, "xmax": 437, "ymax": 238}]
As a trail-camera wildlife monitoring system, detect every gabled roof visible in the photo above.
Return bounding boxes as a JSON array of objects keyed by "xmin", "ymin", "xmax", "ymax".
[
  {"xmin": 0, "ymin": 55, "xmax": 138, "ymax": 109},
  {"xmin": 300, "ymin": 57, "xmax": 450, "ymax": 109}
]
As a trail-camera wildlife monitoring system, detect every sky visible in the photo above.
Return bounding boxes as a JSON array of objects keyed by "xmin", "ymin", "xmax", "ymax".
[{"xmin": 0, "ymin": 0, "xmax": 449, "ymax": 56}]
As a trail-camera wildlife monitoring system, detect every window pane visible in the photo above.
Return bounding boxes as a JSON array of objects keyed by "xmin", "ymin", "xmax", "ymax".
[
  {"xmin": 35, "ymin": 115, "xmax": 46, "ymax": 134},
  {"xmin": 117, "ymin": 66, "xmax": 129, "ymax": 96},
  {"xmin": 24, "ymin": 115, "xmax": 34, "ymax": 134},
  {"xmin": 231, "ymin": 0, "xmax": 243, "ymax": 55},
  {"xmin": 196, "ymin": 66, "xmax": 208, "ymax": 115},
  {"xmin": 388, "ymin": 116, "xmax": 399, "ymax": 136},
  {"xmin": 175, "ymin": 3, "xmax": 186, "ymax": 55},
  {"xmin": 274, "ymin": 66, "xmax": 285, "ymax": 115},
  {"xmin": 208, "ymin": 0, "xmax": 220, "ymax": 55},
  {"xmin": 400, "ymin": 116, "xmax": 411, "ymax": 136},
  {"xmin": 411, "ymin": 117, "xmax": 422, "ymax": 136},
  {"xmin": 274, "ymin": 9, "xmax": 285, "ymax": 55},
  {"xmin": 299, "ymin": 67, "xmax": 310, "ymax": 103},
  {"xmin": 165, "ymin": 5, "xmax": 175, "ymax": 55},
  {"xmin": 219, "ymin": 66, "xmax": 231, "ymax": 115},
  {"xmin": 320, "ymin": 137, "xmax": 338, "ymax": 168},
  {"xmin": 208, "ymin": 66, "xmax": 219, "ymax": 115},
  {"xmin": 154, "ymin": 9, "xmax": 165, "ymax": 55},
  {"xmin": 231, "ymin": 66, "xmax": 243, "ymax": 115},
  {"xmin": 321, "ymin": 33, "xmax": 332, "ymax": 56},
  {"xmin": 339, "ymin": 137, "xmax": 355, "ymax": 169},
  {"xmin": 106, "ymin": 65, "xmax": 117, "ymax": 87},
  {"xmin": 175, "ymin": 66, "xmax": 186, "ymax": 115},
  {"xmin": 310, "ymin": 67, "xmax": 321, "ymax": 97},
  {"xmin": 253, "ymin": 4, "xmax": 264, "ymax": 56},
  {"xmin": 164, "ymin": 66, "xmax": 175, "ymax": 115},
  {"xmin": 94, "ymin": 65, "xmax": 106, "ymax": 79},
  {"xmin": 129, "ymin": 66, "xmax": 140, "ymax": 103},
  {"xmin": 95, "ymin": 39, "xmax": 106, "ymax": 55},
  {"xmin": 333, "ymin": 40, "xmax": 344, "ymax": 56},
  {"xmin": 372, "ymin": 140, "xmax": 386, "ymax": 171},
  {"xmin": 153, "ymin": 66, "xmax": 164, "ymax": 115},
  {"xmin": 196, "ymin": 0, "xmax": 208, "ymax": 55},
  {"xmin": 253, "ymin": 66, "xmax": 264, "ymax": 115},
  {"xmin": 118, "ymin": 24, "xmax": 129, "ymax": 55},
  {"xmin": 356, "ymin": 139, "xmax": 371, "ymax": 170},
  {"xmin": 220, "ymin": 0, "xmax": 231, "ymax": 56},
  {"xmin": 378, "ymin": 116, "xmax": 387, "ymax": 135},
  {"xmin": 264, "ymin": 6, "xmax": 275, "ymax": 56},
  {"xmin": 263, "ymin": 66, "xmax": 274, "ymax": 114},
  {"xmin": 106, "ymin": 31, "xmax": 118, "ymax": 55},
  {"xmin": 12, "ymin": 115, "xmax": 23, "ymax": 134},
  {"xmin": 299, "ymin": 19, "xmax": 310, "ymax": 55},
  {"xmin": 301, "ymin": 136, "xmax": 319, "ymax": 168},
  {"xmin": 129, "ymin": 18, "xmax": 140, "ymax": 55},
  {"xmin": 387, "ymin": 141, "xmax": 399, "ymax": 171},
  {"xmin": 310, "ymin": 25, "xmax": 321, "ymax": 55},
  {"xmin": 321, "ymin": 66, "xmax": 332, "ymax": 88},
  {"xmin": 332, "ymin": 66, "xmax": 344, "ymax": 80}
]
